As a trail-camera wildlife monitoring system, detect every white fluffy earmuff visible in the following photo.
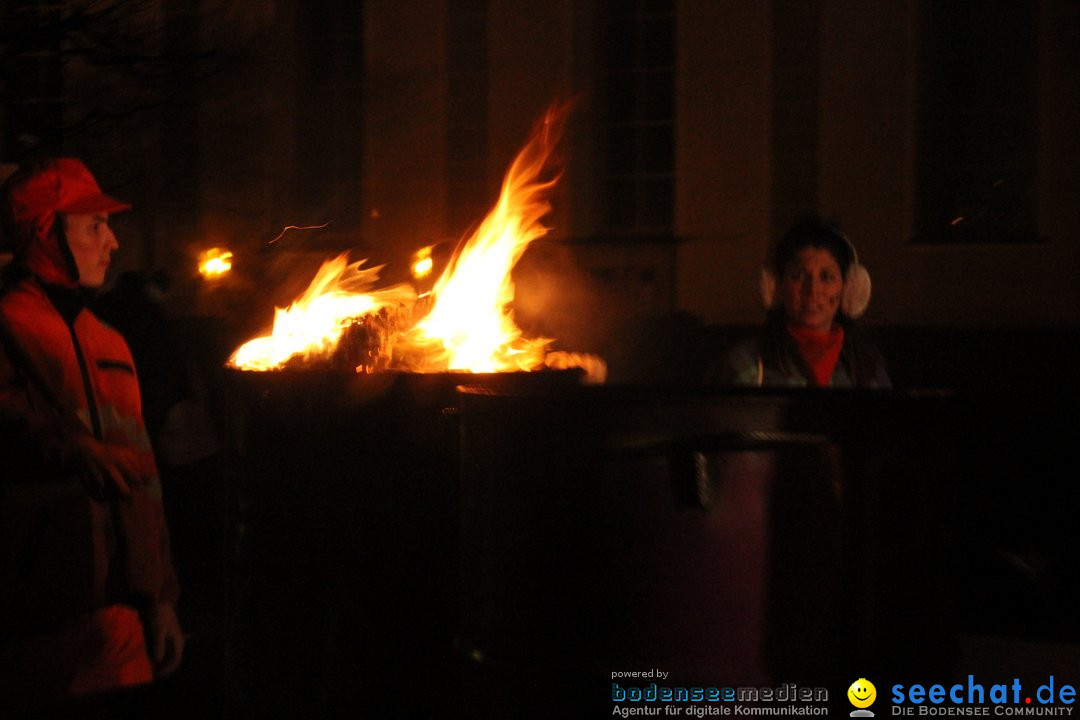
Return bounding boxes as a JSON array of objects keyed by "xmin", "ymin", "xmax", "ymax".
[
  {"xmin": 758, "ymin": 230, "xmax": 872, "ymax": 319},
  {"xmin": 759, "ymin": 264, "xmax": 777, "ymax": 310},
  {"xmin": 841, "ymin": 261, "xmax": 871, "ymax": 319}
]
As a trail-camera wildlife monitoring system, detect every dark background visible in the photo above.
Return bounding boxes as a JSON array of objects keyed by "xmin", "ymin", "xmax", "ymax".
[{"xmin": 2, "ymin": 1, "xmax": 1078, "ymax": 717}]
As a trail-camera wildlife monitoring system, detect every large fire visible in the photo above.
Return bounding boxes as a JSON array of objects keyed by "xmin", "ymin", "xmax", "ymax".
[{"xmin": 228, "ymin": 103, "xmax": 605, "ymax": 382}]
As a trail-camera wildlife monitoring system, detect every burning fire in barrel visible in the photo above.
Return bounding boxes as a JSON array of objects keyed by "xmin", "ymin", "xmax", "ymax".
[{"xmin": 221, "ymin": 102, "xmax": 602, "ymax": 716}]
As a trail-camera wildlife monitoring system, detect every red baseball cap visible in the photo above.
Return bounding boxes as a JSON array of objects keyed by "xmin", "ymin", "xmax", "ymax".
[
  {"xmin": 7, "ymin": 157, "xmax": 131, "ymax": 218},
  {"xmin": 1, "ymin": 158, "xmax": 131, "ymax": 286}
]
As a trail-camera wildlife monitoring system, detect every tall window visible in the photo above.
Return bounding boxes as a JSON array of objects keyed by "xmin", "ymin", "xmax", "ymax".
[
  {"xmin": 446, "ymin": 0, "xmax": 489, "ymax": 236},
  {"xmin": 2, "ymin": 1, "xmax": 64, "ymax": 157},
  {"xmin": 294, "ymin": 2, "xmax": 365, "ymax": 233},
  {"xmin": 914, "ymin": 1, "xmax": 1039, "ymax": 244},
  {"xmin": 600, "ymin": 0, "xmax": 676, "ymax": 237},
  {"xmin": 770, "ymin": 0, "xmax": 821, "ymax": 239}
]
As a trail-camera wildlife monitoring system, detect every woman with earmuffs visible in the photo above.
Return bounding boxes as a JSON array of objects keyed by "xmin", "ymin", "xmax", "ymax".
[{"xmin": 714, "ymin": 215, "xmax": 891, "ymax": 388}]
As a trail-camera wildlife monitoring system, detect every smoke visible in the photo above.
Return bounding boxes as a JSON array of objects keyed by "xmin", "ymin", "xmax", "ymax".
[{"xmin": 511, "ymin": 241, "xmax": 618, "ymax": 358}]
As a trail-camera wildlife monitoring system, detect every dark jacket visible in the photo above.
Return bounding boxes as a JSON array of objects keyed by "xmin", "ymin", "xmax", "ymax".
[{"xmin": 713, "ymin": 314, "xmax": 891, "ymax": 389}]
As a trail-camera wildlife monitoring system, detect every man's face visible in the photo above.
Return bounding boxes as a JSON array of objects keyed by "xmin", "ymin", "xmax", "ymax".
[{"xmin": 64, "ymin": 212, "xmax": 118, "ymax": 288}]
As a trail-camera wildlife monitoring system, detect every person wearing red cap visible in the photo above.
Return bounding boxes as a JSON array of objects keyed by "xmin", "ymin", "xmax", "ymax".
[{"xmin": 0, "ymin": 158, "xmax": 184, "ymax": 712}]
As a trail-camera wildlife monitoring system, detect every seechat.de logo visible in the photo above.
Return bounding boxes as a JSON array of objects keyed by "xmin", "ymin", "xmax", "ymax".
[{"xmin": 891, "ymin": 675, "xmax": 1076, "ymax": 715}]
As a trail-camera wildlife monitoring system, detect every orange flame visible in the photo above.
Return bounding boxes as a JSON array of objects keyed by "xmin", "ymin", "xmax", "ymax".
[
  {"xmin": 396, "ymin": 105, "xmax": 565, "ymax": 373},
  {"xmin": 228, "ymin": 102, "xmax": 605, "ymax": 382},
  {"xmin": 228, "ymin": 254, "xmax": 415, "ymax": 370}
]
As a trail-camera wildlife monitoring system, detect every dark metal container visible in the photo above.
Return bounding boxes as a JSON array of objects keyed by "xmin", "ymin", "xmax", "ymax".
[
  {"xmin": 454, "ymin": 386, "xmax": 957, "ymax": 717},
  {"xmin": 221, "ymin": 368, "xmax": 585, "ymax": 717}
]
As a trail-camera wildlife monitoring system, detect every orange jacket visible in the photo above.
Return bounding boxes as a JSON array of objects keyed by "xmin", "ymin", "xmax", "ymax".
[{"xmin": 0, "ymin": 275, "xmax": 179, "ymax": 640}]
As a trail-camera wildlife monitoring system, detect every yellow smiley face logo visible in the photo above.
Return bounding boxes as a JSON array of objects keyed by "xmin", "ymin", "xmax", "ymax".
[{"xmin": 848, "ymin": 678, "xmax": 877, "ymax": 708}]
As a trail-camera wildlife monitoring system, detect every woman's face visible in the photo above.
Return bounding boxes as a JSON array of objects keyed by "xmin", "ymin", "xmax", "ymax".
[{"xmin": 779, "ymin": 247, "xmax": 844, "ymax": 331}]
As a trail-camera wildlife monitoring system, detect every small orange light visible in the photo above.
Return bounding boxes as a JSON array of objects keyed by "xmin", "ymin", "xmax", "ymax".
[
  {"xmin": 199, "ymin": 247, "xmax": 233, "ymax": 279},
  {"xmin": 411, "ymin": 246, "xmax": 434, "ymax": 279},
  {"xmin": 413, "ymin": 256, "xmax": 433, "ymax": 279}
]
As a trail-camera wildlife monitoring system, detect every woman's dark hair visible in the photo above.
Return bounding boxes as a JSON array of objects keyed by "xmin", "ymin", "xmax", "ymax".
[{"xmin": 768, "ymin": 215, "xmax": 855, "ymax": 280}]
